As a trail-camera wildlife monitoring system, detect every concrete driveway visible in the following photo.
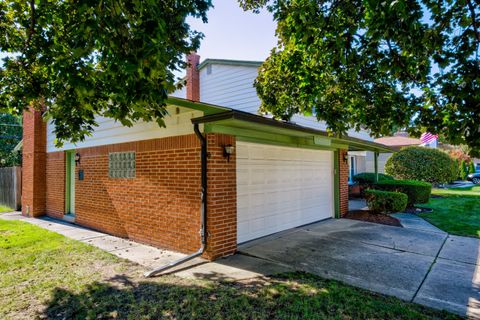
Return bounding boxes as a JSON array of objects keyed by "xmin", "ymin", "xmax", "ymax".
[{"xmin": 238, "ymin": 216, "xmax": 480, "ymax": 318}]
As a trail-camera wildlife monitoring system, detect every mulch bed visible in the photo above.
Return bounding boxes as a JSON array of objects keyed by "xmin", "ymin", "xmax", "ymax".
[{"xmin": 344, "ymin": 210, "xmax": 402, "ymax": 227}]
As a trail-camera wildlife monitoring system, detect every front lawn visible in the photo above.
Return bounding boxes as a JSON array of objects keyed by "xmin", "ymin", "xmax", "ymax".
[
  {"xmin": 0, "ymin": 205, "xmax": 13, "ymax": 213},
  {"xmin": 419, "ymin": 186, "xmax": 480, "ymax": 238},
  {"xmin": 0, "ymin": 219, "xmax": 459, "ymax": 320}
]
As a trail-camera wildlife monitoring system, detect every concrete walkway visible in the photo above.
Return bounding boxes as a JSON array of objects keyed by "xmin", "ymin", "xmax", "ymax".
[
  {"xmin": 239, "ymin": 215, "xmax": 480, "ymax": 318},
  {"xmin": 2, "ymin": 211, "xmax": 479, "ymax": 317}
]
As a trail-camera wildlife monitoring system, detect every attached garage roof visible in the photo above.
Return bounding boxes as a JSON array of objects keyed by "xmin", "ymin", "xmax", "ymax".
[{"xmin": 191, "ymin": 109, "xmax": 394, "ymax": 153}]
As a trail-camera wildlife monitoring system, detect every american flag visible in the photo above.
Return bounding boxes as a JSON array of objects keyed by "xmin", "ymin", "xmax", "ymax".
[{"xmin": 420, "ymin": 132, "xmax": 438, "ymax": 145}]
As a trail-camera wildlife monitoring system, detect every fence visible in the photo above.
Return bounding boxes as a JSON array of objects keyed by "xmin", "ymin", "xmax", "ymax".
[{"xmin": 0, "ymin": 166, "xmax": 21, "ymax": 210}]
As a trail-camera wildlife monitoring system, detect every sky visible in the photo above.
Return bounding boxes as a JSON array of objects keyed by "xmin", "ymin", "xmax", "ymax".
[{"xmin": 187, "ymin": 1, "xmax": 278, "ymax": 62}]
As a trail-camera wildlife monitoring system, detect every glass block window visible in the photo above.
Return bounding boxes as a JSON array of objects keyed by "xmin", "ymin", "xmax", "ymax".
[{"xmin": 109, "ymin": 152, "xmax": 136, "ymax": 178}]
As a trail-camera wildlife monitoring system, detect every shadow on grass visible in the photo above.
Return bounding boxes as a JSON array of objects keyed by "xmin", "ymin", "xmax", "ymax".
[{"xmin": 41, "ymin": 272, "xmax": 460, "ymax": 320}]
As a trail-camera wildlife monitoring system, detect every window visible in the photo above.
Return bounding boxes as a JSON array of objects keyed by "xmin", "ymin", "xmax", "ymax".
[
  {"xmin": 109, "ymin": 152, "xmax": 136, "ymax": 178},
  {"xmin": 349, "ymin": 156, "xmax": 356, "ymax": 183}
]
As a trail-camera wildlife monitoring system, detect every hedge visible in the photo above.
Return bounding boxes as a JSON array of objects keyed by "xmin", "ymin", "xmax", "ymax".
[
  {"xmin": 352, "ymin": 172, "xmax": 394, "ymax": 184},
  {"xmin": 385, "ymin": 146, "xmax": 456, "ymax": 184},
  {"xmin": 374, "ymin": 180, "xmax": 432, "ymax": 206},
  {"xmin": 365, "ymin": 189, "xmax": 408, "ymax": 214}
]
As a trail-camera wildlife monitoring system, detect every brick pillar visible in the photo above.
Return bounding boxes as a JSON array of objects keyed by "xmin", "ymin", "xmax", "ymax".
[
  {"xmin": 186, "ymin": 53, "xmax": 200, "ymax": 102},
  {"xmin": 204, "ymin": 133, "xmax": 237, "ymax": 260},
  {"xmin": 22, "ymin": 108, "xmax": 47, "ymax": 217},
  {"xmin": 339, "ymin": 149, "xmax": 349, "ymax": 217}
]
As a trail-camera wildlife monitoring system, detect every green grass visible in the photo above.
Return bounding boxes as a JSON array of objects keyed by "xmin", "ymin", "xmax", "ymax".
[
  {"xmin": 0, "ymin": 205, "xmax": 13, "ymax": 213},
  {"xmin": 419, "ymin": 186, "xmax": 480, "ymax": 238},
  {"xmin": 0, "ymin": 219, "xmax": 460, "ymax": 320}
]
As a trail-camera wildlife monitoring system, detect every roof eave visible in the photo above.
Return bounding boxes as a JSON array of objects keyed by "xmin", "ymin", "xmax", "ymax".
[{"xmin": 191, "ymin": 110, "xmax": 394, "ymax": 153}]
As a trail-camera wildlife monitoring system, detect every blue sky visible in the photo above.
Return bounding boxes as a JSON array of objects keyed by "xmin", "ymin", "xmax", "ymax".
[{"xmin": 187, "ymin": 1, "xmax": 277, "ymax": 62}]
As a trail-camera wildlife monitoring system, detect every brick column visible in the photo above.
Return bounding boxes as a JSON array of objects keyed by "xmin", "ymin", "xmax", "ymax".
[
  {"xmin": 186, "ymin": 53, "xmax": 200, "ymax": 102},
  {"xmin": 339, "ymin": 149, "xmax": 349, "ymax": 217},
  {"xmin": 204, "ymin": 133, "xmax": 237, "ymax": 260},
  {"xmin": 22, "ymin": 108, "xmax": 47, "ymax": 217}
]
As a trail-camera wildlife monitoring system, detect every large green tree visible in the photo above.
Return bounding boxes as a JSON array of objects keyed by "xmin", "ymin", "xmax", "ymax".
[
  {"xmin": 239, "ymin": 0, "xmax": 480, "ymax": 155},
  {"xmin": 0, "ymin": 0, "xmax": 212, "ymax": 145},
  {"xmin": 0, "ymin": 113, "xmax": 22, "ymax": 167}
]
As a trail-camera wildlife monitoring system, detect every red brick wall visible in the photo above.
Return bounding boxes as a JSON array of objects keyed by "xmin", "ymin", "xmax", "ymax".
[
  {"xmin": 46, "ymin": 152, "xmax": 65, "ymax": 218},
  {"xmin": 22, "ymin": 108, "xmax": 46, "ymax": 217},
  {"xmin": 204, "ymin": 134, "xmax": 237, "ymax": 260},
  {"xmin": 72, "ymin": 134, "xmax": 203, "ymax": 254},
  {"xmin": 339, "ymin": 149, "xmax": 349, "ymax": 216}
]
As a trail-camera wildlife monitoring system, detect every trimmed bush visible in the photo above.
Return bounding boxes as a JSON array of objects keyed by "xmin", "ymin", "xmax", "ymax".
[
  {"xmin": 469, "ymin": 161, "xmax": 476, "ymax": 174},
  {"xmin": 365, "ymin": 189, "xmax": 408, "ymax": 214},
  {"xmin": 460, "ymin": 160, "xmax": 468, "ymax": 180},
  {"xmin": 352, "ymin": 172, "xmax": 394, "ymax": 184},
  {"xmin": 385, "ymin": 146, "xmax": 457, "ymax": 184},
  {"xmin": 374, "ymin": 180, "xmax": 432, "ymax": 206}
]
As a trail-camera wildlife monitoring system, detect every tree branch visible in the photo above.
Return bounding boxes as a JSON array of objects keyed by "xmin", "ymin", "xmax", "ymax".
[{"xmin": 26, "ymin": 0, "xmax": 35, "ymax": 47}]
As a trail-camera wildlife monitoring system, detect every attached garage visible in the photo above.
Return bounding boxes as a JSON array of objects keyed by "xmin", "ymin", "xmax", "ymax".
[{"xmin": 236, "ymin": 141, "xmax": 334, "ymax": 243}]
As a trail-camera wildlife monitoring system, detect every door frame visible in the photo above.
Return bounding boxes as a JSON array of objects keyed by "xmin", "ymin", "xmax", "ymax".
[{"xmin": 65, "ymin": 150, "xmax": 76, "ymax": 215}]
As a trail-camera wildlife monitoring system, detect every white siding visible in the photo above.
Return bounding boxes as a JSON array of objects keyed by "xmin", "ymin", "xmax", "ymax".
[
  {"xmin": 197, "ymin": 63, "xmax": 373, "ymax": 141},
  {"xmin": 47, "ymin": 106, "xmax": 202, "ymax": 152},
  {"xmin": 200, "ymin": 64, "xmax": 260, "ymax": 113},
  {"xmin": 365, "ymin": 152, "xmax": 392, "ymax": 174},
  {"xmin": 170, "ymin": 85, "xmax": 186, "ymax": 99}
]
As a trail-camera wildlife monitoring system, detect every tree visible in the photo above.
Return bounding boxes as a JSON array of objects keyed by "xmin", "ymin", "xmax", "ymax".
[
  {"xmin": 0, "ymin": 113, "xmax": 22, "ymax": 167},
  {"xmin": 469, "ymin": 161, "xmax": 476, "ymax": 174},
  {"xmin": 0, "ymin": 0, "xmax": 212, "ymax": 146},
  {"xmin": 460, "ymin": 160, "xmax": 468, "ymax": 180},
  {"xmin": 239, "ymin": 0, "xmax": 480, "ymax": 156}
]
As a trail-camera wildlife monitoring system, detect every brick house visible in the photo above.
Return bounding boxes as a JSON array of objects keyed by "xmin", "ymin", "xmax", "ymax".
[{"xmin": 22, "ymin": 53, "xmax": 391, "ymax": 263}]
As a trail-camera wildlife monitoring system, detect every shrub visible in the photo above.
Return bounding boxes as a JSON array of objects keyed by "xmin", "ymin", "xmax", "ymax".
[
  {"xmin": 374, "ymin": 180, "xmax": 432, "ymax": 206},
  {"xmin": 385, "ymin": 146, "xmax": 456, "ymax": 184},
  {"xmin": 365, "ymin": 189, "xmax": 408, "ymax": 214},
  {"xmin": 352, "ymin": 172, "xmax": 394, "ymax": 184},
  {"xmin": 469, "ymin": 161, "xmax": 476, "ymax": 174},
  {"xmin": 460, "ymin": 160, "xmax": 468, "ymax": 180}
]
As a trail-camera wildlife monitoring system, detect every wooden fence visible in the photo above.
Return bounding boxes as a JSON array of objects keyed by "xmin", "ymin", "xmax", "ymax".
[{"xmin": 0, "ymin": 167, "xmax": 21, "ymax": 210}]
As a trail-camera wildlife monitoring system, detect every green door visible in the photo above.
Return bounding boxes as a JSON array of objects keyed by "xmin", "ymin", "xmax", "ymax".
[{"xmin": 65, "ymin": 151, "xmax": 75, "ymax": 215}]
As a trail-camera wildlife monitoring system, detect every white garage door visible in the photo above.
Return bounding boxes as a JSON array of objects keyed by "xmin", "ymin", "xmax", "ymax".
[{"xmin": 237, "ymin": 141, "xmax": 334, "ymax": 243}]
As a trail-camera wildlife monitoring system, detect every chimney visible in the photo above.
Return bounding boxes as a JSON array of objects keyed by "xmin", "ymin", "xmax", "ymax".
[
  {"xmin": 22, "ymin": 107, "xmax": 47, "ymax": 217},
  {"xmin": 186, "ymin": 53, "xmax": 200, "ymax": 102}
]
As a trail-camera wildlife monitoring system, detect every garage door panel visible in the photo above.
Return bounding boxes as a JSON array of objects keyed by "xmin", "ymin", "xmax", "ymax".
[{"xmin": 237, "ymin": 141, "xmax": 334, "ymax": 243}]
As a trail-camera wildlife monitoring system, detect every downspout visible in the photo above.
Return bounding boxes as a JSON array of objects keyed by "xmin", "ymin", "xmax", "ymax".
[{"xmin": 144, "ymin": 123, "xmax": 207, "ymax": 277}]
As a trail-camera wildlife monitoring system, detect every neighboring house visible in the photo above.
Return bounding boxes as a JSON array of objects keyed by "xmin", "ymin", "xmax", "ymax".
[
  {"xmin": 21, "ymin": 53, "xmax": 391, "ymax": 262},
  {"xmin": 372, "ymin": 133, "xmax": 423, "ymax": 173},
  {"xmin": 171, "ymin": 56, "xmax": 378, "ymax": 182}
]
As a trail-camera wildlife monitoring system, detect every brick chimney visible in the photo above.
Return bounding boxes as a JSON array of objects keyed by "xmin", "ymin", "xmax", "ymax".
[
  {"xmin": 186, "ymin": 53, "xmax": 200, "ymax": 102},
  {"xmin": 22, "ymin": 107, "xmax": 47, "ymax": 217}
]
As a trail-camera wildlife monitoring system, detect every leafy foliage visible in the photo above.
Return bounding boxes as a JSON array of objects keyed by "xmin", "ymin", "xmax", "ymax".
[
  {"xmin": 353, "ymin": 172, "xmax": 394, "ymax": 184},
  {"xmin": 469, "ymin": 161, "xmax": 476, "ymax": 174},
  {"xmin": 460, "ymin": 160, "xmax": 468, "ymax": 180},
  {"xmin": 365, "ymin": 189, "xmax": 408, "ymax": 214},
  {"xmin": 0, "ymin": 113, "xmax": 21, "ymax": 167},
  {"xmin": 374, "ymin": 179, "xmax": 432, "ymax": 207},
  {"xmin": 239, "ymin": 0, "xmax": 480, "ymax": 155},
  {"xmin": 385, "ymin": 146, "xmax": 456, "ymax": 184},
  {"xmin": 0, "ymin": 0, "xmax": 212, "ymax": 145}
]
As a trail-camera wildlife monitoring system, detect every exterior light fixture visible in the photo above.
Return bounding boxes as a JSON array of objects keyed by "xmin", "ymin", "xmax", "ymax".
[
  {"xmin": 75, "ymin": 153, "xmax": 81, "ymax": 166},
  {"xmin": 343, "ymin": 153, "xmax": 349, "ymax": 163},
  {"xmin": 223, "ymin": 144, "xmax": 234, "ymax": 162}
]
